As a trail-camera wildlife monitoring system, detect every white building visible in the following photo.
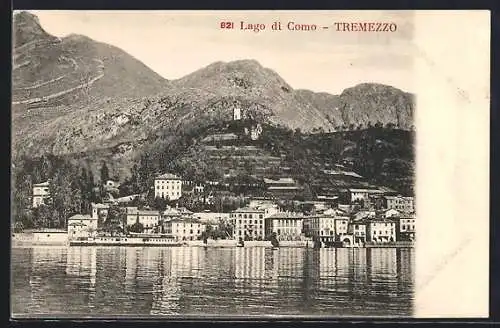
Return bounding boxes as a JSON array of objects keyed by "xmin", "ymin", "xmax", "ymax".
[
  {"xmin": 231, "ymin": 207, "xmax": 269, "ymax": 241},
  {"xmin": 366, "ymin": 219, "xmax": 397, "ymax": 243},
  {"xmin": 166, "ymin": 219, "xmax": 206, "ymax": 241},
  {"xmin": 384, "ymin": 195, "xmax": 414, "ymax": 213},
  {"xmin": 265, "ymin": 212, "xmax": 305, "ymax": 241},
  {"xmin": 67, "ymin": 214, "xmax": 98, "ymax": 239},
  {"xmin": 348, "ymin": 188, "xmax": 384, "ymax": 204},
  {"xmin": 383, "ymin": 208, "xmax": 400, "ymax": 218},
  {"xmin": 125, "ymin": 207, "xmax": 160, "ymax": 233},
  {"xmin": 306, "ymin": 209, "xmax": 350, "ymax": 244},
  {"xmin": 32, "ymin": 181, "xmax": 50, "ymax": 208},
  {"xmin": 348, "ymin": 220, "xmax": 368, "ymax": 245},
  {"xmin": 397, "ymin": 213, "xmax": 416, "ymax": 241},
  {"xmin": 233, "ymin": 107, "xmax": 241, "ymax": 120},
  {"xmin": 154, "ymin": 173, "xmax": 183, "ymax": 201}
]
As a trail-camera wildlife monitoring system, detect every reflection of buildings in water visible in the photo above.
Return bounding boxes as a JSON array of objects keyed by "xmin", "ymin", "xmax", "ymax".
[
  {"xmin": 396, "ymin": 248, "xmax": 414, "ymax": 284},
  {"xmin": 276, "ymin": 248, "xmax": 303, "ymax": 278},
  {"xmin": 150, "ymin": 249, "xmax": 181, "ymax": 315},
  {"xmin": 65, "ymin": 247, "xmax": 97, "ymax": 283},
  {"xmin": 234, "ymin": 247, "xmax": 265, "ymax": 279},
  {"xmin": 170, "ymin": 247, "xmax": 204, "ymax": 278},
  {"xmin": 233, "ymin": 247, "xmax": 266, "ymax": 296},
  {"xmin": 369, "ymin": 248, "xmax": 397, "ymax": 279},
  {"xmin": 65, "ymin": 247, "xmax": 98, "ymax": 307}
]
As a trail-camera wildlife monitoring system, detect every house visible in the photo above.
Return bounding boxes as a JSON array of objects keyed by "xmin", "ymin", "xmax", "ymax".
[
  {"xmin": 67, "ymin": 214, "xmax": 98, "ymax": 239},
  {"xmin": 154, "ymin": 173, "xmax": 183, "ymax": 201},
  {"xmin": 383, "ymin": 208, "xmax": 400, "ymax": 218},
  {"xmin": 104, "ymin": 180, "xmax": 120, "ymax": 189},
  {"xmin": 125, "ymin": 207, "xmax": 161, "ymax": 233},
  {"xmin": 91, "ymin": 203, "xmax": 110, "ymax": 225},
  {"xmin": 306, "ymin": 209, "xmax": 351, "ymax": 245},
  {"xmin": 231, "ymin": 207, "xmax": 268, "ymax": 241},
  {"xmin": 396, "ymin": 213, "xmax": 416, "ymax": 242},
  {"xmin": 384, "ymin": 195, "xmax": 415, "ymax": 213},
  {"xmin": 192, "ymin": 211, "xmax": 230, "ymax": 224},
  {"xmin": 165, "ymin": 218, "xmax": 206, "ymax": 241},
  {"xmin": 265, "ymin": 212, "xmax": 305, "ymax": 241},
  {"xmin": 182, "ymin": 181, "xmax": 205, "ymax": 194},
  {"xmin": 263, "ymin": 177, "xmax": 303, "ymax": 198},
  {"xmin": 32, "ymin": 181, "xmax": 50, "ymax": 208},
  {"xmin": 366, "ymin": 218, "xmax": 397, "ymax": 244},
  {"xmin": 348, "ymin": 188, "xmax": 385, "ymax": 204},
  {"xmin": 348, "ymin": 219, "xmax": 368, "ymax": 245},
  {"xmin": 352, "ymin": 210, "xmax": 376, "ymax": 221}
]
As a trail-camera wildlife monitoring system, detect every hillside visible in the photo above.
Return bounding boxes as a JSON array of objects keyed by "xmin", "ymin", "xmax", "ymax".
[{"xmin": 11, "ymin": 11, "xmax": 415, "ymax": 186}]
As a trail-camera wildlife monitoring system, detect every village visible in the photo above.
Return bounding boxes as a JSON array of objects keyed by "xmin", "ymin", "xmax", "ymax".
[{"xmin": 24, "ymin": 170, "xmax": 416, "ymax": 248}]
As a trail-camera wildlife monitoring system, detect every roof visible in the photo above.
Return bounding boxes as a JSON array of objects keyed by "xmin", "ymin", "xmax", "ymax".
[
  {"xmin": 155, "ymin": 173, "xmax": 181, "ymax": 180},
  {"xmin": 349, "ymin": 188, "xmax": 384, "ymax": 193},
  {"xmin": 268, "ymin": 186, "xmax": 300, "ymax": 190},
  {"xmin": 170, "ymin": 218, "xmax": 205, "ymax": 224},
  {"xmin": 127, "ymin": 208, "xmax": 160, "ymax": 216},
  {"xmin": 33, "ymin": 181, "xmax": 49, "ymax": 187},
  {"xmin": 266, "ymin": 212, "xmax": 305, "ymax": 220},
  {"xmin": 263, "ymin": 177, "xmax": 295, "ymax": 184},
  {"xmin": 369, "ymin": 218, "xmax": 397, "ymax": 223},
  {"xmin": 384, "ymin": 195, "xmax": 414, "ymax": 200},
  {"xmin": 92, "ymin": 203, "xmax": 110, "ymax": 209},
  {"xmin": 233, "ymin": 207, "xmax": 265, "ymax": 213},
  {"xmin": 68, "ymin": 214, "xmax": 94, "ymax": 221}
]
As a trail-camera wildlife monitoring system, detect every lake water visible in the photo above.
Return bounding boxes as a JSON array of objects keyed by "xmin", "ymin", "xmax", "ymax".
[{"xmin": 11, "ymin": 246, "xmax": 414, "ymax": 318}]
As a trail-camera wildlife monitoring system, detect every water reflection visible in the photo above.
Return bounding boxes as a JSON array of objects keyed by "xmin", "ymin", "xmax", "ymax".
[{"xmin": 11, "ymin": 246, "xmax": 414, "ymax": 317}]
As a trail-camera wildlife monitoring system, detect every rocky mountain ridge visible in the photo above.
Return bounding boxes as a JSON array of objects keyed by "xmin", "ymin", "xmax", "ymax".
[{"xmin": 12, "ymin": 11, "xmax": 415, "ymax": 174}]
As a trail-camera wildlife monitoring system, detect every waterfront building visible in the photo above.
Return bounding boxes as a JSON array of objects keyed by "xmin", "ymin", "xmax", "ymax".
[
  {"xmin": 165, "ymin": 218, "xmax": 206, "ymax": 241},
  {"xmin": 348, "ymin": 219, "xmax": 368, "ymax": 245},
  {"xmin": 67, "ymin": 214, "xmax": 98, "ymax": 239},
  {"xmin": 306, "ymin": 209, "xmax": 351, "ymax": 245},
  {"xmin": 32, "ymin": 181, "xmax": 50, "ymax": 208},
  {"xmin": 125, "ymin": 207, "xmax": 161, "ymax": 233},
  {"xmin": 396, "ymin": 213, "xmax": 416, "ymax": 242},
  {"xmin": 231, "ymin": 207, "xmax": 267, "ymax": 241},
  {"xmin": 366, "ymin": 218, "xmax": 397, "ymax": 243},
  {"xmin": 265, "ymin": 212, "xmax": 305, "ymax": 241},
  {"xmin": 384, "ymin": 195, "xmax": 415, "ymax": 213},
  {"xmin": 154, "ymin": 173, "xmax": 183, "ymax": 201}
]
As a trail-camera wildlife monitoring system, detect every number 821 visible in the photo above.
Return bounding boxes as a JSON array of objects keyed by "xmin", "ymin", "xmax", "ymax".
[{"xmin": 220, "ymin": 22, "xmax": 234, "ymax": 29}]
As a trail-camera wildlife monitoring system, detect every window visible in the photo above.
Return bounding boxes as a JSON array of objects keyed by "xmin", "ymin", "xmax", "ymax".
[
  {"xmin": 249, "ymin": 214, "xmax": 253, "ymax": 219},
  {"xmin": 259, "ymin": 214, "xmax": 263, "ymax": 219}
]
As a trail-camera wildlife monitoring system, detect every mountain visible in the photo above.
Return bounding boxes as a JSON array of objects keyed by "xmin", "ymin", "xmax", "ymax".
[
  {"xmin": 296, "ymin": 84, "xmax": 414, "ymax": 130},
  {"xmin": 12, "ymin": 11, "xmax": 168, "ymax": 107},
  {"xmin": 11, "ymin": 12, "xmax": 415, "ymax": 181}
]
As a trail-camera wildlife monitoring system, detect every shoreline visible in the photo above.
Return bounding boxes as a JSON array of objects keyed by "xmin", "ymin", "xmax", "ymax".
[{"xmin": 12, "ymin": 241, "xmax": 414, "ymax": 249}]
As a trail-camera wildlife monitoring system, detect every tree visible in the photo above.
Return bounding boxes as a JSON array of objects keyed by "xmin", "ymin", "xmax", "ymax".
[
  {"xmin": 107, "ymin": 205, "xmax": 126, "ymax": 228},
  {"xmin": 128, "ymin": 222, "xmax": 144, "ymax": 233},
  {"xmin": 100, "ymin": 162, "xmax": 110, "ymax": 184},
  {"xmin": 153, "ymin": 197, "xmax": 168, "ymax": 212}
]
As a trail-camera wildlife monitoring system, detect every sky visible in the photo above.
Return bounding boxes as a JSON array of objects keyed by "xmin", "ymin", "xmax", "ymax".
[{"xmin": 26, "ymin": 10, "xmax": 415, "ymax": 94}]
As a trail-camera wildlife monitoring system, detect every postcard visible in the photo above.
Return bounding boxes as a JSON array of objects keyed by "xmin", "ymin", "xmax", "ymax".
[{"xmin": 10, "ymin": 10, "xmax": 490, "ymax": 319}]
